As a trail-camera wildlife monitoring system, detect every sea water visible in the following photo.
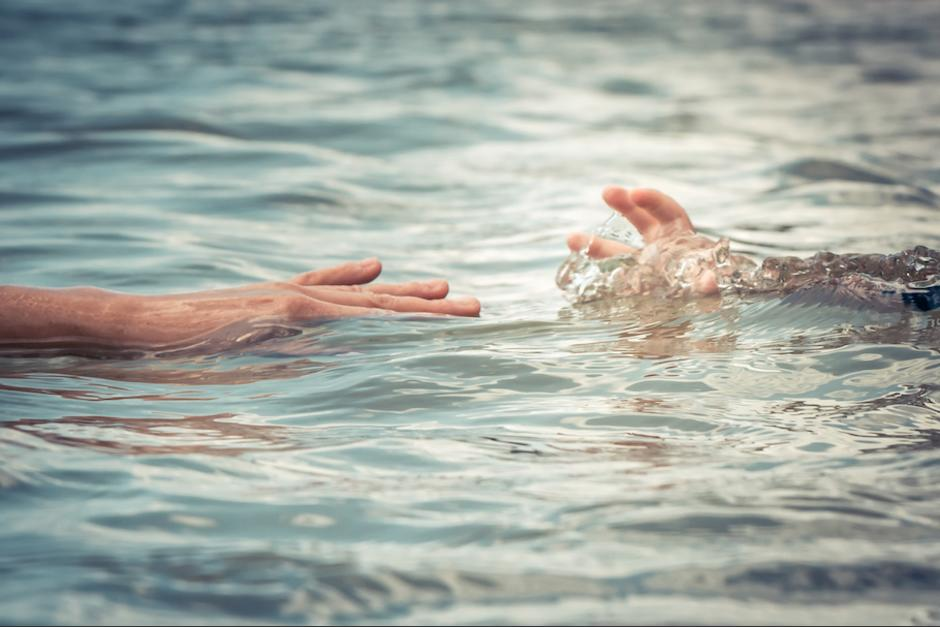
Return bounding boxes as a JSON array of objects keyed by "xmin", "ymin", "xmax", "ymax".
[{"xmin": 1, "ymin": 1, "xmax": 939, "ymax": 624}]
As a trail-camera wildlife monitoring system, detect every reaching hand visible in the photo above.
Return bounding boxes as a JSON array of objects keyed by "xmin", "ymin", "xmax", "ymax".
[
  {"xmin": 0, "ymin": 258, "xmax": 480, "ymax": 350},
  {"xmin": 565, "ymin": 187, "xmax": 753, "ymax": 297},
  {"xmin": 272, "ymin": 257, "xmax": 480, "ymax": 317}
]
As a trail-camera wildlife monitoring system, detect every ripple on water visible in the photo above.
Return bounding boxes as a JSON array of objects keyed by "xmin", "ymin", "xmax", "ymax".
[{"xmin": 3, "ymin": 0, "xmax": 940, "ymax": 624}]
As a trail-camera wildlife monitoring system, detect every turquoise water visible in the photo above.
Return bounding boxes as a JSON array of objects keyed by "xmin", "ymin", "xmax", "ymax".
[{"xmin": 2, "ymin": 0, "xmax": 940, "ymax": 624}]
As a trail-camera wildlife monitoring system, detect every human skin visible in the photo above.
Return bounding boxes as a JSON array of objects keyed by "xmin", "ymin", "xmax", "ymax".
[
  {"xmin": 565, "ymin": 186, "xmax": 751, "ymax": 297},
  {"xmin": 0, "ymin": 258, "xmax": 481, "ymax": 349}
]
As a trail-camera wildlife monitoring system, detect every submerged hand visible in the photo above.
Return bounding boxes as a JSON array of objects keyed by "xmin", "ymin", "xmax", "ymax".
[
  {"xmin": 566, "ymin": 187, "xmax": 752, "ymax": 297},
  {"xmin": 0, "ymin": 258, "xmax": 480, "ymax": 349}
]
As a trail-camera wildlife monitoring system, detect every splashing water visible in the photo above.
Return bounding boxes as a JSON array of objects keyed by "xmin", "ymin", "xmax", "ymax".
[
  {"xmin": 555, "ymin": 213, "xmax": 643, "ymax": 302},
  {"xmin": 555, "ymin": 211, "xmax": 754, "ymax": 302},
  {"xmin": 557, "ymin": 215, "xmax": 940, "ymax": 310}
]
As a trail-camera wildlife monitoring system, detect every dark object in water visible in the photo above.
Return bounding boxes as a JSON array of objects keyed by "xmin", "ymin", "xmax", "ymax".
[{"xmin": 898, "ymin": 286, "xmax": 940, "ymax": 311}]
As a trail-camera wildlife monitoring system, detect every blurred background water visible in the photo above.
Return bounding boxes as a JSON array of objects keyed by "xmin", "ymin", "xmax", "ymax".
[{"xmin": 1, "ymin": 0, "xmax": 940, "ymax": 624}]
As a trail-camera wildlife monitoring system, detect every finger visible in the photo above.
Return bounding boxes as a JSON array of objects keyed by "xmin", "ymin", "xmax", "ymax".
[
  {"xmin": 629, "ymin": 188, "xmax": 694, "ymax": 232},
  {"xmin": 602, "ymin": 186, "xmax": 658, "ymax": 236},
  {"xmin": 567, "ymin": 232, "xmax": 637, "ymax": 258},
  {"xmin": 291, "ymin": 258, "xmax": 382, "ymax": 286},
  {"xmin": 328, "ymin": 279, "xmax": 450, "ymax": 299},
  {"xmin": 311, "ymin": 289, "xmax": 481, "ymax": 317},
  {"xmin": 290, "ymin": 297, "xmax": 388, "ymax": 319}
]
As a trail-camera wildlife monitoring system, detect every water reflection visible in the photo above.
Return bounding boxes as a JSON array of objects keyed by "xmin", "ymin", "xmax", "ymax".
[
  {"xmin": 4, "ymin": 412, "xmax": 294, "ymax": 456},
  {"xmin": 0, "ymin": 354, "xmax": 326, "ymax": 388},
  {"xmin": 560, "ymin": 297, "xmax": 736, "ymax": 359},
  {"xmin": 563, "ymin": 291, "xmax": 938, "ymax": 360},
  {"xmin": 772, "ymin": 383, "xmax": 940, "ymax": 455}
]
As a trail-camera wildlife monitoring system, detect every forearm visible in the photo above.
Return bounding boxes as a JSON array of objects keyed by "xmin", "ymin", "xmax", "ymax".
[
  {"xmin": 0, "ymin": 285, "xmax": 300, "ymax": 349},
  {"xmin": 0, "ymin": 286, "xmax": 143, "ymax": 345}
]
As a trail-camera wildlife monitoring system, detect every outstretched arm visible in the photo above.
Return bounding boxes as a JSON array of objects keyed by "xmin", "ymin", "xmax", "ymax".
[{"xmin": 0, "ymin": 258, "xmax": 480, "ymax": 349}]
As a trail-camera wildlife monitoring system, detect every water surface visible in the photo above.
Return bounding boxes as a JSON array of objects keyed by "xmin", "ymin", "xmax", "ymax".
[{"xmin": 1, "ymin": 1, "xmax": 940, "ymax": 624}]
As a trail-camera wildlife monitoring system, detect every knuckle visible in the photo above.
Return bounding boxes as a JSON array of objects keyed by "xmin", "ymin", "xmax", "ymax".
[{"xmin": 369, "ymin": 293, "xmax": 393, "ymax": 308}]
